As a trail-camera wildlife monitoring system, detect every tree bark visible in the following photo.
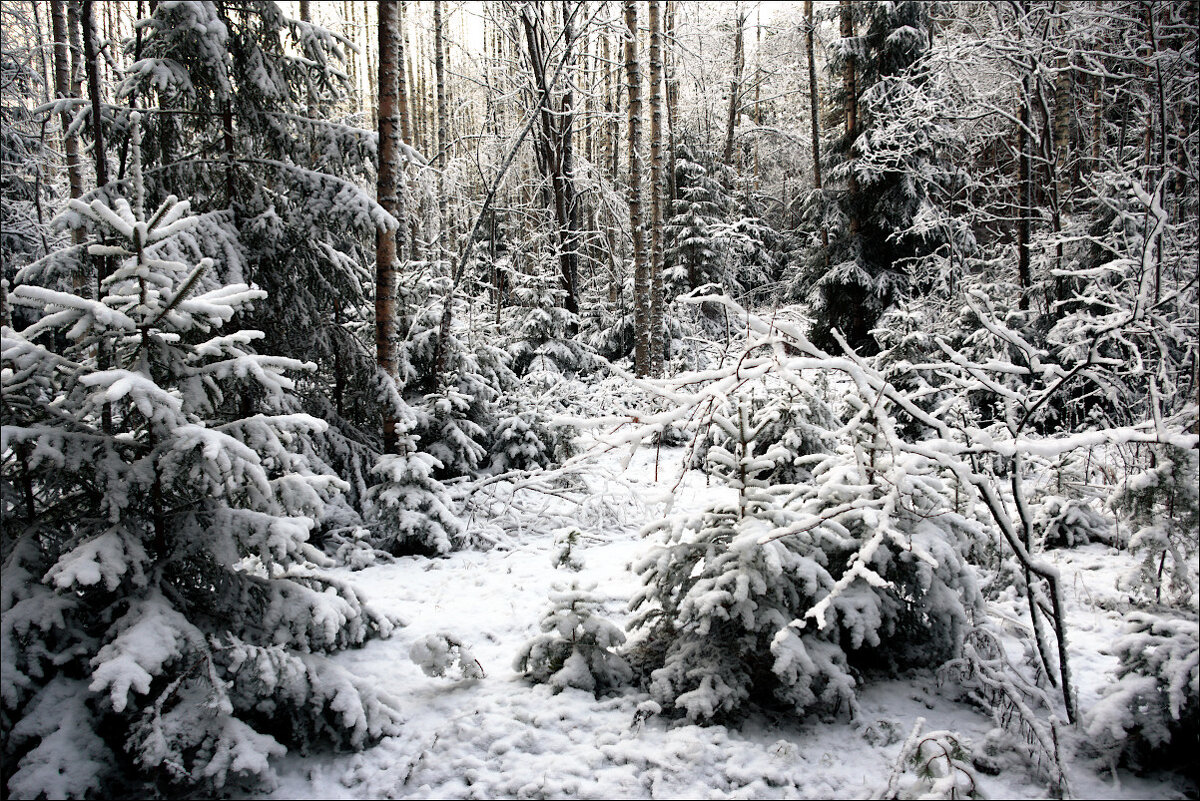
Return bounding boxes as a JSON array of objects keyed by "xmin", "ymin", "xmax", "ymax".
[
  {"xmin": 625, "ymin": 0, "xmax": 650, "ymax": 377},
  {"xmin": 1017, "ymin": 72, "xmax": 1031, "ymax": 307},
  {"xmin": 840, "ymin": 0, "xmax": 858, "ymax": 233},
  {"xmin": 377, "ymin": 0, "xmax": 403, "ymax": 454},
  {"xmin": 665, "ymin": 1, "xmax": 679, "ymax": 206},
  {"xmin": 602, "ymin": 28, "xmax": 620, "ymax": 304},
  {"xmin": 722, "ymin": 7, "xmax": 745, "ymax": 166},
  {"xmin": 649, "ymin": 0, "xmax": 666, "ymax": 375},
  {"xmin": 805, "ymin": 0, "xmax": 828, "ymax": 261},
  {"xmin": 519, "ymin": 3, "xmax": 581, "ymax": 319},
  {"xmin": 434, "ymin": 0, "xmax": 449, "ymax": 259},
  {"xmin": 51, "ymin": 1, "xmax": 84, "ymax": 229}
]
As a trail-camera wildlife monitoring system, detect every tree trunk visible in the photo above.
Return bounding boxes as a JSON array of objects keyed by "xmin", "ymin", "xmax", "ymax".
[
  {"xmin": 377, "ymin": 0, "xmax": 402, "ymax": 454},
  {"xmin": 602, "ymin": 28, "xmax": 620, "ymax": 304},
  {"xmin": 1017, "ymin": 72, "xmax": 1031, "ymax": 307},
  {"xmin": 665, "ymin": 1, "xmax": 679, "ymax": 206},
  {"xmin": 81, "ymin": 1, "xmax": 107, "ymax": 194},
  {"xmin": 649, "ymin": 0, "xmax": 665, "ymax": 376},
  {"xmin": 722, "ymin": 7, "xmax": 745, "ymax": 166},
  {"xmin": 625, "ymin": 0, "xmax": 650, "ymax": 377},
  {"xmin": 840, "ymin": 0, "xmax": 858, "ymax": 233},
  {"xmin": 434, "ymin": 0, "xmax": 449, "ymax": 260},
  {"xmin": 519, "ymin": 4, "xmax": 581, "ymax": 319},
  {"xmin": 51, "ymin": 1, "xmax": 84, "ymax": 230},
  {"xmin": 805, "ymin": 0, "xmax": 828, "ymax": 261},
  {"xmin": 753, "ymin": 7, "xmax": 761, "ymax": 190}
]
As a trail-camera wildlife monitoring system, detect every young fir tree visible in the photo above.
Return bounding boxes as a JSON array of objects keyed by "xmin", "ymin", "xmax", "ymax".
[
  {"xmin": 516, "ymin": 582, "xmax": 633, "ymax": 696},
  {"xmin": 630, "ymin": 398, "xmax": 856, "ymax": 723},
  {"xmin": 631, "ymin": 365, "xmax": 984, "ymax": 725},
  {"xmin": 803, "ymin": 0, "xmax": 938, "ymax": 355},
  {"xmin": 119, "ymin": 1, "xmax": 395, "ymax": 510},
  {"xmin": 1, "ymin": 125, "xmax": 400, "ymax": 798},
  {"xmin": 664, "ymin": 142, "xmax": 728, "ymax": 297}
]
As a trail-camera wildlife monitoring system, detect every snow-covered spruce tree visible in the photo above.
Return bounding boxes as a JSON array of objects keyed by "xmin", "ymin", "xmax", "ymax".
[
  {"xmin": 802, "ymin": 0, "xmax": 940, "ymax": 355},
  {"xmin": 1109, "ymin": 445, "xmax": 1199, "ymax": 606},
  {"xmin": 1, "ymin": 136, "xmax": 399, "ymax": 797},
  {"xmin": 119, "ymin": 1, "xmax": 393, "ymax": 511},
  {"xmin": 516, "ymin": 582, "xmax": 633, "ymax": 696},
  {"xmin": 398, "ymin": 279, "xmax": 510, "ymax": 483},
  {"xmin": 688, "ymin": 382, "xmax": 837, "ymax": 486},
  {"xmin": 505, "ymin": 261, "xmax": 587, "ymax": 380},
  {"xmin": 366, "ymin": 422, "xmax": 464, "ymax": 557},
  {"xmin": 664, "ymin": 141, "xmax": 728, "ymax": 297},
  {"xmin": 1086, "ymin": 612, "xmax": 1199, "ymax": 784},
  {"xmin": 793, "ymin": 386, "xmax": 986, "ymax": 676},
  {"xmin": 621, "ymin": 297, "xmax": 987, "ymax": 725},
  {"xmin": 629, "ymin": 397, "xmax": 856, "ymax": 724}
]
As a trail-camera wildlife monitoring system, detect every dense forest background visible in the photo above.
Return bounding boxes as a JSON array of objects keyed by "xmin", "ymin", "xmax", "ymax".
[{"xmin": 1, "ymin": 1, "xmax": 1197, "ymax": 798}]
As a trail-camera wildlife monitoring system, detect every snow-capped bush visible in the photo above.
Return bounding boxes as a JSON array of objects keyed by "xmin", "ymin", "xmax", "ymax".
[
  {"xmin": 489, "ymin": 410, "xmax": 556, "ymax": 474},
  {"xmin": 366, "ymin": 436, "xmax": 464, "ymax": 556},
  {"xmin": 516, "ymin": 582, "xmax": 632, "ymax": 696},
  {"xmin": 1086, "ymin": 612, "xmax": 1199, "ymax": 779},
  {"xmin": 1110, "ymin": 446, "xmax": 1199, "ymax": 605},
  {"xmin": 551, "ymin": 529, "xmax": 585, "ymax": 572},
  {"xmin": 1034, "ymin": 496, "xmax": 1117, "ymax": 549},
  {"xmin": 630, "ymin": 367, "xmax": 984, "ymax": 725},
  {"xmin": 882, "ymin": 720, "xmax": 983, "ymax": 800},
  {"xmin": 410, "ymin": 633, "xmax": 485, "ymax": 680}
]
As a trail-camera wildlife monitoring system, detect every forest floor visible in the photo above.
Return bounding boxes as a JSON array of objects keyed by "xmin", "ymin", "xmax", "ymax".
[{"xmin": 265, "ymin": 445, "xmax": 1194, "ymax": 800}]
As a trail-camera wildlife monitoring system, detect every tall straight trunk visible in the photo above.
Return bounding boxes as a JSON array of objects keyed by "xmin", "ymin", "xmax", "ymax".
[
  {"xmin": 81, "ymin": 1, "xmax": 107, "ymax": 194},
  {"xmin": 1052, "ymin": 54, "xmax": 1071, "ymax": 207},
  {"xmin": 649, "ymin": 0, "xmax": 665, "ymax": 376},
  {"xmin": 1017, "ymin": 72, "xmax": 1032, "ymax": 307},
  {"xmin": 723, "ymin": 7, "xmax": 745, "ymax": 166},
  {"xmin": 50, "ymin": 1, "xmax": 84, "ymax": 220},
  {"xmin": 665, "ymin": 1, "xmax": 679, "ymax": 205},
  {"xmin": 625, "ymin": 0, "xmax": 650, "ymax": 377},
  {"xmin": 434, "ymin": 0, "xmax": 449, "ymax": 258},
  {"xmin": 840, "ymin": 0, "xmax": 858, "ymax": 233},
  {"xmin": 377, "ymin": 0, "xmax": 403, "ymax": 454},
  {"xmin": 805, "ymin": 0, "xmax": 828, "ymax": 261},
  {"xmin": 560, "ymin": 1, "xmax": 580, "ymax": 319},
  {"xmin": 753, "ymin": 7, "xmax": 762, "ymax": 190},
  {"xmin": 602, "ymin": 29, "xmax": 620, "ymax": 304},
  {"xmin": 519, "ymin": 4, "xmax": 580, "ymax": 317},
  {"xmin": 81, "ymin": 0, "xmax": 112, "ymax": 434},
  {"xmin": 398, "ymin": 1, "xmax": 418, "ymax": 262}
]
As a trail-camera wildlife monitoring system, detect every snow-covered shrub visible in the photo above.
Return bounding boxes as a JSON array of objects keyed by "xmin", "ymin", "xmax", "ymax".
[
  {"xmin": 1, "ymin": 138, "xmax": 399, "ymax": 797},
  {"xmin": 630, "ymin": 359, "xmax": 984, "ymax": 725},
  {"xmin": 504, "ymin": 264, "xmax": 587, "ymax": 378},
  {"xmin": 410, "ymin": 633, "xmax": 485, "ymax": 680},
  {"xmin": 323, "ymin": 525, "xmax": 392, "ymax": 570},
  {"xmin": 551, "ymin": 529, "xmax": 585, "ymax": 572},
  {"xmin": 1034, "ymin": 496, "xmax": 1116, "ymax": 549},
  {"xmin": 366, "ymin": 432, "xmax": 464, "ymax": 556},
  {"xmin": 489, "ymin": 410, "xmax": 557, "ymax": 474},
  {"xmin": 516, "ymin": 582, "xmax": 632, "ymax": 696},
  {"xmin": 882, "ymin": 720, "xmax": 983, "ymax": 800},
  {"xmin": 630, "ymin": 399, "xmax": 855, "ymax": 723},
  {"xmin": 1086, "ymin": 612, "xmax": 1199, "ymax": 780},
  {"xmin": 1110, "ymin": 446, "xmax": 1199, "ymax": 605}
]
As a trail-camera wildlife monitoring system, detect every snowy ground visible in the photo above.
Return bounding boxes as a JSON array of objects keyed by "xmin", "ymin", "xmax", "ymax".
[{"xmin": 265, "ymin": 446, "xmax": 1193, "ymax": 800}]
